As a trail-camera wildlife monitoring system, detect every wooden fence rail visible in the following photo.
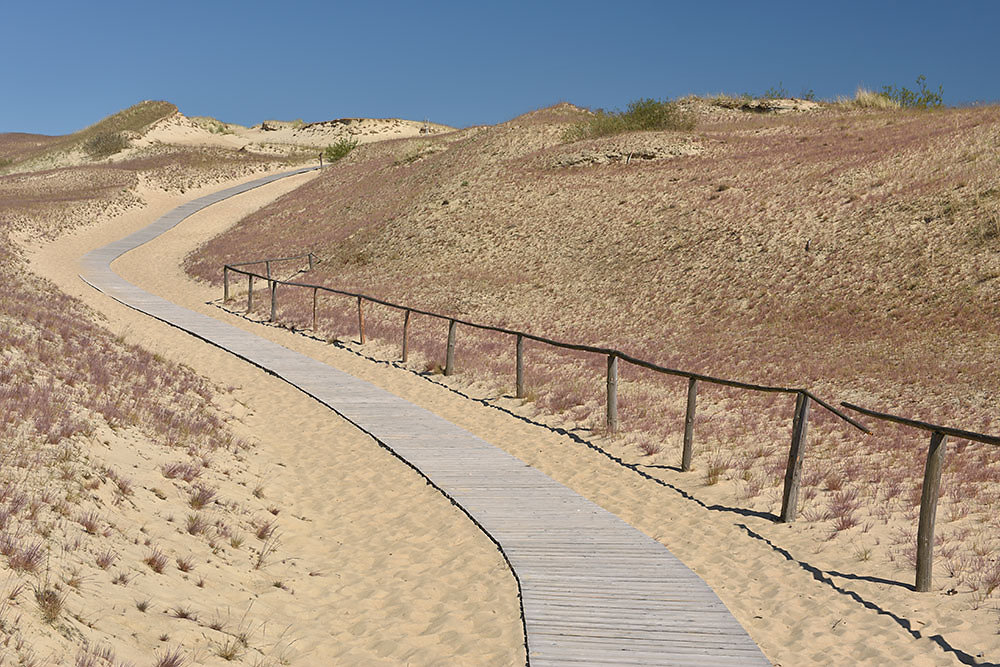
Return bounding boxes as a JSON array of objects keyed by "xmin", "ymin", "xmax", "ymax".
[{"xmin": 221, "ymin": 252, "xmax": 997, "ymax": 592}]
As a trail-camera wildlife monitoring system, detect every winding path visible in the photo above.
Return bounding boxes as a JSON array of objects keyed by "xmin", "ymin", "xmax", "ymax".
[{"xmin": 80, "ymin": 168, "xmax": 770, "ymax": 666}]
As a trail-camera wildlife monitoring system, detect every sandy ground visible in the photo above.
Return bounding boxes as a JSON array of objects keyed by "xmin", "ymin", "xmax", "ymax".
[
  {"xmin": 28, "ymin": 167, "xmax": 994, "ymax": 665},
  {"xmin": 25, "ymin": 171, "xmax": 524, "ymax": 665}
]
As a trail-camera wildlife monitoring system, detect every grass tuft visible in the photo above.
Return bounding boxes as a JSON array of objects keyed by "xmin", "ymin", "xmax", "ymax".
[
  {"xmin": 153, "ymin": 647, "xmax": 187, "ymax": 667},
  {"xmin": 563, "ymin": 98, "xmax": 695, "ymax": 142},
  {"xmin": 34, "ymin": 585, "xmax": 68, "ymax": 623},
  {"xmin": 848, "ymin": 87, "xmax": 901, "ymax": 110},
  {"xmin": 84, "ymin": 132, "xmax": 129, "ymax": 159},
  {"xmin": 144, "ymin": 547, "xmax": 169, "ymax": 574}
]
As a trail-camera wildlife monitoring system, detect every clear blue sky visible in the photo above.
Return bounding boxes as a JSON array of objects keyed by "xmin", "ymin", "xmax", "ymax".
[{"xmin": 2, "ymin": 0, "xmax": 997, "ymax": 135}]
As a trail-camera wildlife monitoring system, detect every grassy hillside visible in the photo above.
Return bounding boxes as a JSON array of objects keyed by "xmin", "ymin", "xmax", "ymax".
[{"xmin": 186, "ymin": 100, "xmax": 1000, "ymax": 609}]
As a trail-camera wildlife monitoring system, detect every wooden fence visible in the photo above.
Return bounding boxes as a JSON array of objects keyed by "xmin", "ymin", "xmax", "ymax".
[{"xmin": 221, "ymin": 252, "xmax": 998, "ymax": 592}]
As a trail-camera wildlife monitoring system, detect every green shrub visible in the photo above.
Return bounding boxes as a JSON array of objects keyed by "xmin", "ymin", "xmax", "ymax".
[
  {"xmin": 562, "ymin": 98, "xmax": 695, "ymax": 142},
  {"xmin": 323, "ymin": 137, "xmax": 359, "ymax": 163},
  {"xmin": 84, "ymin": 131, "xmax": 129, "ymax": 158},
  {"xmin": 762, "ymin": 82, "xmax": 789, "ymax": 99},
  {"xmin": 881, "ymin": 75, "xmax": 943, "ymax": 109}
]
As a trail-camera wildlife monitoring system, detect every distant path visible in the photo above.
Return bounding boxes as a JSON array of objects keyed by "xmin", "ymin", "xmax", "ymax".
[{"xmin": 79, "ymin": 168, "xmax": 770, "ymax": 666}]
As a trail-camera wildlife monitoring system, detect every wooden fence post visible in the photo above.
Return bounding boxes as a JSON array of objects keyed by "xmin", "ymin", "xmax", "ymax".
[
  {"xmin": 308, "ymin": 253, "xmax": 314, "ymax": 271},
  {"xmin": 916, "ymin": 431, "xmax": 948, "ymax": 592},
  {"xmin": 311, "ymin": 287, "xmax": 318, "ymax": 330},
  {"xmin": 444, "ymin": 320, "xmax": 457, "ymax": 376},
  {"xmin": 606, "ymin": 354, "xmax": 619, "ymax": 434},
  {"xmin": 247, "ymin": 275, "xmax": 254, "ymax": 313},
  {"xmin": 401, "ymin": 309, "xmax": 411, "ymax": 362},
  {"xmin": 269, "ymin": 281, "xmax": 277, "ymax": 322},
  {"xmin": 515, "ymin": 334, "xmax": 525, "ymax": 399},
  {"xmin": 682, "ymin": 377, "xmax": 697, "ymax": 472},
  {"xmin": 779, "ymin": 392, "xmax": 811, "ymax": 522},
  {"xmin": 223, "ymin": 267, "xmax": 230, "ymax": 302},
  {"xmin": 357, "ymin": 296, "xmax": 365, "ymax": 344},
  {"xmin": 265, "ymin": 261, "xmax": 271, "ymax": 280}
]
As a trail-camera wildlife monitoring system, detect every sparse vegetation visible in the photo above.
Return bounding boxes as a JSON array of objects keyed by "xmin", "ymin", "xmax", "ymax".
[
  {"xmin": 83, "ymin": 131, "xmax": 129, "ymax": 158},
  {"xmin": 762, "ymin": 82, "xmax": 789, "ymax": 99},
  {"xmin": 562, "ymin": 98, "xmax": 695, "ymax": 142},
  {"xmin": 33, "ymin": 585, "xmax": 67, "ymax": 623},
  {"xmin": 144, "ymin": 547, "xmax": 168, "ymax": 573},
  {"xmin": 881, "ymin": 74, "xmax": 944, "ymax": 109},
  {"xmin": 848, "ymin": 76, "xmax": 944, "ymax": 110},
  {"xmin": 153, "ymin": 647, "xmax": 187, "ymax": 667},
  {"xmin": 214, "ymin": 637, "xmax": 244, "ymax": 661},
  {"xmin": 188, "ymin": 485, "xmax": 216, "ymax": 509}
]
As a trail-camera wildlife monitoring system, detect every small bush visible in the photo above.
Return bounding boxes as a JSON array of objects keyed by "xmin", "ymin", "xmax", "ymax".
[
  {"xmin": 84, "ymin": 132, "xmax": 129, "ymax": 158},
  {"xmin": 762, "ymin": 82, "xmax": 789, "ymax": 99},
  {"xmin": 34, "ymin": 585, "xmax": 68, "ymax": 623},
  {"xmin": 881, "ymin": 75, "xmax": 943, "ymax": 109},
  {"xmin": 323, "ymin": 137, "xmax": 359, "ymax": 163},
  {"xmin": 562, "ymin": 98, "xmax": 695, "ymax": 142}
]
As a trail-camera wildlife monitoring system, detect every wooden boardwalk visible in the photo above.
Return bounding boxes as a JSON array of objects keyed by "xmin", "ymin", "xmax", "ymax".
[{"xmin": 79, "ymin": 169, "xmax": 770, "ymax": 666}]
